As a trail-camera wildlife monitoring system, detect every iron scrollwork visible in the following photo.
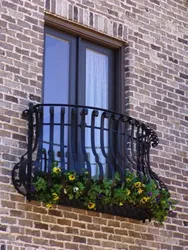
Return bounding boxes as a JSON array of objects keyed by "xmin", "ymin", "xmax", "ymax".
[{"xmin": 12, "ymin": 103, "xmax": 167, "ymax": 220}]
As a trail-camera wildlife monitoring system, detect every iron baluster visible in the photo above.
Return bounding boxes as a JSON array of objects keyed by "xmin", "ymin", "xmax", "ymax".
[
  {"xmin": 136, "ymin": 121, "xmax": 141, "ymax": 174},
  {"xmin": 116, "ymin": 115, "xmax": 125, "ymax": 182},
  {"xmin": 140, "ymin": 124, "xmax": 145, "ymax": 175},
  {"xmin": 48, "ymin": 107, "xmax": 54, "ymax": 172},
  {"xmin": 142, "ymin": 126, "xmax": 151, "ymax": 180},
  {"xmin": 70, "ymin": 107, "xmax": 78, "ymax": 173},
  {"xmin": 130, "ymin": 120, "xmax": 138, "ymax": 169},
  {"xmin": 27, "ymin": 103, "xmax": 34, "ymax": 201},
  {"xmin": 35, "ymin": 106, "xmax": 43, "ymax": 172},
  {"xmin": 108, "ymin": 114, "xmax": 122, "ymax": 180},
  {"xmin": 100, "ymin": 111, "xmax": 116, "ymax": 181},
  {"xmin": 117, "ymin": 115, "xmax": 128, "ymax": 178},
  {"xmin": 60, "ymin": 107, "xmax": 65, "ymax": 171},
  {"xmin": 124, "ymin": 120, "xmax": 135, "ymax": 170},
  {"xmin": 80, "ymin": 108, "xmax": 91, "ymax": 178},
  {"xmin": 90, "ymin": 110, "xmax": 104, "ymax": 181}
]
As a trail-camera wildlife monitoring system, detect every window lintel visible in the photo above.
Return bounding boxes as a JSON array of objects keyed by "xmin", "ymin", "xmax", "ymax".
[{"xmin": 45, "ymin": 12, "xmax": 127, "ymax": 49}]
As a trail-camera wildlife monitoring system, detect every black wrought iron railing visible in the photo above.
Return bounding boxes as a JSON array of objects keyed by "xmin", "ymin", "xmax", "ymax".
[{"xmin": 12, "ymin": 103, "xmax": 166, "ymax": 219}]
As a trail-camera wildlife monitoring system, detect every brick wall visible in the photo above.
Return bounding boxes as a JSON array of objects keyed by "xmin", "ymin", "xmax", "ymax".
[{"xmin": 0, "ymin": 0, "xmax": 188, "ymax": 249}]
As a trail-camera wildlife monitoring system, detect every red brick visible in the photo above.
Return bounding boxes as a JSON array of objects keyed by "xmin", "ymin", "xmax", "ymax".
[{"xmin": 34, "ymin": 222, "xmax": 48, "ymax": 230}]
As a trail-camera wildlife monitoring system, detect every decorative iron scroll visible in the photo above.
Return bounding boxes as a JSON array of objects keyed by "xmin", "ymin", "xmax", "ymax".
[{"xmin": 12, "ymin": 103, "xmax": 167, "ymax": 219}]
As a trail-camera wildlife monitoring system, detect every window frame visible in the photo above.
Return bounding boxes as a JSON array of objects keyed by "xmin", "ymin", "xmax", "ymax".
[{"xmin": 44, "ymin": 13, "xmax": 126, "ymax": 114}]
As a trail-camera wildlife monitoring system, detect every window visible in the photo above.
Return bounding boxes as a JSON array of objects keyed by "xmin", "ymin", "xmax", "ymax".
[
  {"xmin": 43, "ymin": 27, "xmax": 116, "ymax": 110},
  {"xmin": 42, "ymin": 26, "xmax": 123, "ymax": 178}
]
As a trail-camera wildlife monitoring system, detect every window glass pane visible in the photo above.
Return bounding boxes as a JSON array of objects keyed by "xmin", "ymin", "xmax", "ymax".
[
  {"xmin": 43, "ymin": 34, "xmax": 70, "ymax": 104},
  {"xmin": 43, "ymin": 33, "xmax": 70, "ymax": 169},
  {"xmin": 85, "ymin": 49, "xmax": 109, "ymax": 179}
]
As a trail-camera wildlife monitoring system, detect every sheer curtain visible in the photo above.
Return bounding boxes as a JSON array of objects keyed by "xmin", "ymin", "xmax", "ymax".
[
  {"xmin": 86, "ymin": 49, "xmax": 108, "ymax": 110},
  {"xmin": 85, "ymin": 49, "xmax": 109, "ymax": 178}
]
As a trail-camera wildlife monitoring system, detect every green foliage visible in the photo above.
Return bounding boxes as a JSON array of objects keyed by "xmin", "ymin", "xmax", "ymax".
[{"xmin": 32, "ymin": 163, "xmax": 177, "ymax": 223}]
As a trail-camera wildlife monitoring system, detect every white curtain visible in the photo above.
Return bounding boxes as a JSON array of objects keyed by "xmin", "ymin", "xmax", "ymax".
[
  {"xmin": 86, "ymin": 49, "xmax": 108, "ymax": 110},
  {"xmin": 85, "ymin": 49, "xmax": 108, "ymax": 178}
]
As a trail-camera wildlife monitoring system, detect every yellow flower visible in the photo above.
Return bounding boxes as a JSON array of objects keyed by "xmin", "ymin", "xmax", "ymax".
[
  {"xmin": 52, "ymin": 167, "xmax": 61, "ymax": 174},
  {"xmin": 52, "ymin": 193, "xmax": 59, "ymax": 201},
  {"xmin": 46, "ymin": 204, "xmax": 52, "ymax": 209},
  {"xmin": 126, "ymin": 189, "xmax": 131, "ymax": 196},
  {"xmin": 140, "ymin": 197, "xmax": 150, "ymax": 204},
  {"xmin": 85, "ymin": 171, "xmax": 88, "ymax": 175},
  {"xmin": 68, "ymin": 174, "xmax": 75, "ymax": 181},
  {"xmin": 119, "ymin": 202, "xmax": 123, "ymax": 206},
  {"xmin": 88, "ymin": 202, "xmax": 95, "ymax": 209},
  {"xmin": 138, "ymin": 188, "xmax": 144, "ymax": 194},
  {"xmin": 53, "ymin": 196, "xmax": 59, "ymax": 201},
  {"xmin": 64, "ymin": 189, "xmax": 67, "ymax": 194},
  {"xmin": 126, "ymin": 178, "xmax": 131, "ymax": 183},
  {"xmin": 134, "ymin": 182, "xmax": 141, "ymax": 188},
  {"xmin": 141, "ymin": 184, "xmax": 145, "ymax": 188}
]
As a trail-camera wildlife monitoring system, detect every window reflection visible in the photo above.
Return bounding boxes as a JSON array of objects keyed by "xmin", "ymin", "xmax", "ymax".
[{"xmin": 43, "ymin": 34, "xmax": 70, "ymax": 168}]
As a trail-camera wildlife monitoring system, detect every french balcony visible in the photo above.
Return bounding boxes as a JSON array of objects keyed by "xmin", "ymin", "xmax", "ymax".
[{"xmin": 12, "ymin": 103, "xmax": 170, "ymax": 222}]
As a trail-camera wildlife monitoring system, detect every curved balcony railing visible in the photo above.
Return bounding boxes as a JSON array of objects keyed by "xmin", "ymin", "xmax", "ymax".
[{"xmin": 12, "ymin": 103, "xmax": 167, "ymax": 220}]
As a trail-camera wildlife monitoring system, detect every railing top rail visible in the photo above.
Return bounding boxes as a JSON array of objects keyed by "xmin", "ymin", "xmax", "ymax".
[{"xmin": 24, "ymin": 103, "xmax": 159, "ymax": 147}]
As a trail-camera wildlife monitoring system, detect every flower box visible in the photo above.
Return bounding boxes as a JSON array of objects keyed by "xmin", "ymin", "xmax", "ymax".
[
  {"xmin": 32, "ymin": 163, "xmax": 176, "ymax": 223},
  {"xmin": 59, "ymin": 199, "xmax": 151, "ymax": 221}
]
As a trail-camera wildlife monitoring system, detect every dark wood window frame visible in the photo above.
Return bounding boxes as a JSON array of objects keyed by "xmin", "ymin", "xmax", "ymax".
[{"xmin": 44, "ymin": 13, "xmax": 127, "ymax": 114}]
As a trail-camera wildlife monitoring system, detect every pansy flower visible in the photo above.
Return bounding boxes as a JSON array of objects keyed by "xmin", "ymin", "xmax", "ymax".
[
  {"xmin": 98, "ymin": 193, "xmax": 104, "ymax": 199},
  {"xmin": 73, "ymin": 187, "xmax": 79, "ymax": 192},
  {"xmin": 46, "ymin": 203, "xmax": 52, "ymax": 209},
  {"xmin": 88, "ymin": 202, "xmax": 95, "ymax": 209},
  {"xmin": 126, "ymin": 189, "xmax": 131, "ymax": 196},
  {"xmin": 68, "ymin": 174, "xmax": 75, "ymax": 181},
  {"xmin": 140, "ymin": 197, "xmax": 150, "ymax": 204},
  {"xmin": 30, "ymin": 185, "xmax": 35, "ymax": 192},
  {"xmin": 156, "ymin": 195, "xmax": 161, "ymax": 203},
  {"xmin": 138, "ymin": 188, "xmax": 144, "ymax": 194},
  {"xmin": 148, "ymin": 191, "xmax": 152, "ymax": 197},
  {"xmin": 52, "ymin": 167, "xmax": 61, "ymax": 174},
  {"xmin": 134, "ymin": 182, "xmax": 141, "ymax": 188},
  {"xmin": 126, "ymin": 178, "xmax": 131, "ymax": 183},
  {"xmin": 52, "ymin": 193, "xmax": 59, "ymax": 201}
]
